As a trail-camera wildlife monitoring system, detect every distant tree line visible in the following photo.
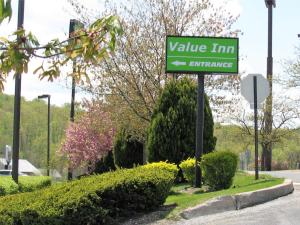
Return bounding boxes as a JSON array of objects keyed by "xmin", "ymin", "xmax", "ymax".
[{"xmin": 0, "ymin": 93, "xmax": 70, "ymax": 170}]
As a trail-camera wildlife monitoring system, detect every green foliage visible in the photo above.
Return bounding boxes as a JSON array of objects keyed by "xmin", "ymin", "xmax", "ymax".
[
  {"xmin": 147, "ymin": 77, "xmax": 216, "ymax": 164},
  {"xmin": 0, "ymin": 0, "xmax": 11, "ymax": 24},
  {"xmin": 179, "ymin": 158, "xmax": 197, "ymax": 185},
  {"xmin": 0, "ymin": 177, "xmax": 18, "ymax": 196},
  {"xmin": 214, "ymin": 124, "xmax": 248, "ymax": 154},
  {"xmin": 0, "ymin": 176, "xmax": 51, "ymax": 196},
  {"xmin": 18, "ymin": 176, "xmax": 51, "ymax": 193},
  {"xmin": 113, "ymin": 128, "xmax": 144, "ymax": 168},
  {"xmin": 201, "ymin": 151, "xmax": 238, "ymax": 190},
  {"xmin": 214, "ymin": 125, "xmax": 300, "ymax": 170},
  {"xmin": 0, "ymin": 15, "xmax": 123, "ymax": 92},
  {"xmin": 0, "ymin": 165, "xmax": 175, "ymax": 225},
  {"xmin": 165, "ymin": 171, "xmax": 284, "ymax": 217},
  {"xmin": 93, "ymin": 151, "xmax": 116, "ymax": 174},
  {"xmin": 142, "ymin": 161, "xmax": 179, "ymax": 177},
  {"xmin": 0, "ymin": 93, "xmax": 70, "ymax": 172}
]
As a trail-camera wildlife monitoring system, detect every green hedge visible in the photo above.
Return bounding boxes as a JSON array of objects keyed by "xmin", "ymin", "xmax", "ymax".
[
  {"xmin": 0, "ymin": 176, "xmax": 51, "ymax": 196},
  {"xmin": 142, "ymin": 161, "xmax": 179, "ymax": 177},
  {"xmin": 18, "ymin": 176, "xmax": 52, "ymax": 193},
  {"xmin": 0, "ymin": 177, "xmax": 18, "ymax": 196},
  {"xmin": 0, "ymin": 165, "xmax": 175, "ymax": 225},
  {"xmin": 201, "ymin": 151, "xmax": 238, "ymax": 190}
]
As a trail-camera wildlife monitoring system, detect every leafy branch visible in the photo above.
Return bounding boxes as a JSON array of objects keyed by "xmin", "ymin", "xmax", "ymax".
[
  {"xmin": 0, "ymin": 15, "xmax": 123, "ymax": 91},
  {"xmin": 0, "ymin": 0, "xmax": 11, "ymax": 24}
]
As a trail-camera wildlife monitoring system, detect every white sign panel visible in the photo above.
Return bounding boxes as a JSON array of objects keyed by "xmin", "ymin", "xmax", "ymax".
[{"xmin": 241, "ymin": 74, "xmax": 270, "ymax": 109}]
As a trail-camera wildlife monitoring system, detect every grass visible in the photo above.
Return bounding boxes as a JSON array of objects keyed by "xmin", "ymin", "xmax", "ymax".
[{"xmin": 164, "ymin": 171, "xmax": 284, "ymax": 219}]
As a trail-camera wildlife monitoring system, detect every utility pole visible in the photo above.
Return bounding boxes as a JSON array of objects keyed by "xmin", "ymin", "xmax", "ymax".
[
  {"xmin": 68, "ymin": 19, "xmax": 83, "ymax": 180},
  {"xmin": 12, "ymin": 0, "xmax": 25, "ymax": 184},
  {"xmin": 262, "ymin": 0, "xmax": 275, "ymax": 171}
]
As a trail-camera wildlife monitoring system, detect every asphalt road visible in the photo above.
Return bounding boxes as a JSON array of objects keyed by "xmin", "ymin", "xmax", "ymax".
[
  {"xmin": 172, "ymin": 170, "xmax": 300, "ymax": 225},
  {"xmin": 256, "ymin": 170, "xmax": 300, "ymax": 183},
  {"xmin": 173, "ymin": 184, "xmax": 300, "ymax": 225}
]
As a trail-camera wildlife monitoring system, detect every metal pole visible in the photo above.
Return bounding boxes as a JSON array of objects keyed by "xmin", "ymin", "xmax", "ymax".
[
  {"xmin": 47, "ymin": 96, "xmax": 50, "ymax": 176},
  {"xmin": 12, "ymin": 0, "xmax": 25, "ymax": 184},
  {"xmin": 253, "ymin": 76, "xmax": 259, "ymax": 180},
  {"xmin": 263, "ymin": 0, "xmax": 275, "ymax": 171},
  {"xmin": 195, "ymin": 74, "xmax": 204, "ymax": 188},
  {"xmin": 68, "ymin": 20, "xmax": 76, "ymax": 180},
  {"xmin": 70, "ymin": 76, "xmax": 76, "ymax": 123},
  {"xmin": 68, "ymin": 19, "xmax": 83, "ymax": 180},
  {"xmin": 67, "ymin": 67, "xmax": 75, "ymax": 180}
]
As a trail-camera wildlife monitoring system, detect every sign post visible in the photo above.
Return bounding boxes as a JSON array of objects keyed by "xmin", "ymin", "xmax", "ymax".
[
  {"xmin": 195, "ymin": 74, "xmax": 204, "ymax": 187},
  {"xmin": 253, "ymin": 76, "xmax": 259, "ymax": 180},
  {"xmin": 241, "ymin": 74, "xmax": 270, "ymax": 180},
  {"xmin": 166, "ymin": 36, "xmax": 239, "ymax": 187}
]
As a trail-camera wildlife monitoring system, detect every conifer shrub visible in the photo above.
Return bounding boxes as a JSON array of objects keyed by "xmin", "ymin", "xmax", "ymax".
[
  {"xmin": 93, "ymin": 150, "xmax": 116, "ymax": 174},
  {"xmin": 114, "ymin": 128, "xmax": 144, "ymax": 168},
  {"xmin": 201, "ymin": 151, "xmax": 238, "ymax": 190},
  {"xmin": 147, "ymin": 78, "xmax": 216, "ymax": 165}
]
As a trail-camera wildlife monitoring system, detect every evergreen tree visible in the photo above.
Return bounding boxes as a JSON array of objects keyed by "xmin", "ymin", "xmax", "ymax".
[
  {"xmin": 147, "ymin": 78, "xmax": 216, "ymax": 164},
  {"xmin": 113, "ymin": 128, "xmax": 144, "ymax": 168},
  {"xmin": 93, "ymin": 150, "xmax": 116, "ymax": 174}
]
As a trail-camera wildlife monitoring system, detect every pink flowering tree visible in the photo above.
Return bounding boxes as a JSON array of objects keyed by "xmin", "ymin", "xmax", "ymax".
[{"xmin": 60, "ymin": 101, "xmax": 114, "ymax": 172}]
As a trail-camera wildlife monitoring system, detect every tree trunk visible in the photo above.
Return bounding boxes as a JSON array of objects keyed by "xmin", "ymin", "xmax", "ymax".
[
  {"xmin": 261, "ymin": 147, "xmax": 266, "ymax": 171},
  {"xmin": 262, "ymin": 143, "xmax": 272, "ymax": 171},
  {"xmin": 265, "ymin": 143, "xmax": 272, "ymax": 171},
  {"xmin": 143, "ymin": 142, "xmax": 147, "ymax": 165}
]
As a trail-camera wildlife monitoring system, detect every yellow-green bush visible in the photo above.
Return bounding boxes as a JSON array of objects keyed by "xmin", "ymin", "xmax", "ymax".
[
  {"xmin": 0, "ymin": 176, "xmax": 51, "ymax": 196},
  {"xmin": 0, "ymin": 177, "xmax": 18, "ymax": 196},
  {"xmin": 0, "ymin": 165, "xmax": 175, "ymax": 225},
  {"xmin": 142, "ymin": 161, "xmax": 179, "ymax": 177},
  {"xmin": 179, "ymin": 158, "xmax": 197, "ymax": 185},
  {"xmin": 18, "ymin": 176, "xmax": 51, "ymax": 192}
]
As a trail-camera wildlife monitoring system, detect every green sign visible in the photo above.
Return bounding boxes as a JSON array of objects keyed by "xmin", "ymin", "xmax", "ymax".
[{"xmin": 166, "ymin": 36, "xmax": 239, "ymax": 74}]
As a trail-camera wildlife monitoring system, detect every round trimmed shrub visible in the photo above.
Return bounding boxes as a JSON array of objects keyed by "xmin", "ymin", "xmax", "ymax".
[{"xmin": 201, "ymin": 151, "xmax": 238, "ymax": 190}]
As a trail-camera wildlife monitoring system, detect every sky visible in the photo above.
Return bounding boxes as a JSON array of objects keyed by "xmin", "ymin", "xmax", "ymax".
[{"xmin": 1, "ymin": 0, "xmax": 300, "ymax": 106}]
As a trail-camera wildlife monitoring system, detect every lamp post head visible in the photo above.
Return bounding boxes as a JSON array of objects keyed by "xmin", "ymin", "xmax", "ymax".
[
  {"xmin": 298, "ymin": 34, "xmax": 300, "ymax": 38},
  {"xmin": 38, "ymin": 94, "xmax": 50, "ymax": 99},
  {"xmin": 265, "ymin": 0, "xmax": 276, "ymax": 8}
]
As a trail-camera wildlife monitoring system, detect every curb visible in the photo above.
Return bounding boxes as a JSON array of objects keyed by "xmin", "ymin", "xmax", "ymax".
[{"xmin": 180, "ymin": 179, "xmax": 294, "ymax": 219}]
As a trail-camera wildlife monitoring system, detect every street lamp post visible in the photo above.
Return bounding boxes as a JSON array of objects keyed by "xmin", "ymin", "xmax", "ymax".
[
  {"xmin": 38, "ymin": 94, "xmax": 51, "ymax": 176},
  {"xmin": 263, "ymin": 0, "xmax": 276, "ymax": 171}
]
